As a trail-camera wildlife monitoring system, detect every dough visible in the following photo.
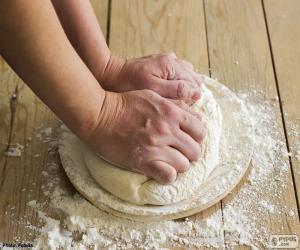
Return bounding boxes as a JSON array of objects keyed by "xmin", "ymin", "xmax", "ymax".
[
  {"xmin": 83, "ymin": 84, "xmax": 223, "ymax": 205},
  {"xmin": 59, "ymin": 75, "xmax": 254, "ymax": 220}
]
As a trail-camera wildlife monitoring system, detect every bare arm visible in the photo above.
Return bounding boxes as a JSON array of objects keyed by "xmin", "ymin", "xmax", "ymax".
[
  {"xmin": 51, "ymin": 0, "xmax": 111, "ymax": 80},
  {"xmin": 0, "ymin": 0, "xmax": 105, "ymax": 139},
  {"xmin": 52, "ymin": 0, "xmax": 202, "ymax": 101},
  {"xmin": 0, "ymin": 0, "xmax": 204, "ymax": 184}
]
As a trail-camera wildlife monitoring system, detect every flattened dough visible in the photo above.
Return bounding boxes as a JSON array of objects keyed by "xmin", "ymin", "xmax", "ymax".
[{"xmin": 83, "ymin": 84, "xmax": 223, "ymax": 205}]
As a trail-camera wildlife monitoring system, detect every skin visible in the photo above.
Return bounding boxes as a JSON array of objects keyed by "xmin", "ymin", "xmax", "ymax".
[
  {"xmin": 51, "ymin": 0, "xmax": 203, "ymax": 100},
  {"xmin": 0, "ymin": 0, "xmax": 204, "ymax": 184}
]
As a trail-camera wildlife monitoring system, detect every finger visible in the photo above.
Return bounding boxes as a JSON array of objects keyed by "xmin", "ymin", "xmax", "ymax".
[
  {"xmin": 172, "ymin": 73, "xmax": 200, "ymax": 101},
  {"xmin": 162, "ymin": 52, "xmax": 177, "ymax": 59},
  {"xmin": 179, "ymin": 110, "xmax": 205, "ymax": 143},
  {"xmin": 143, "ymin": 160, "xmax": 177, "ymax": 184},
  {"xmin": 153, "ymin": 78, "xmax": 199, "ymax": 101},
  {"xmin": 194, "ymin": 72, "xmax": 205, "ymax": 86},
  {"xmin": 177, "ymin": 59, "xmax": 194, "ymax": 71},
  {"xmin": 159, "ymin": 146, "xmax": 190, "ymax": 173},
  {"xmin": 172, "ymin": 129, "xmax": 202, "ymax": 161},
  {"xmin": 177, "ymin": 61, "xmax": 202, "ymax": 89},
  {"xmin": 174, "ymin": 61, "xmax": 201, "ymax": 98},
  {"xmin": 171, "ymin": 100, "xmax": 202, "ymax": 120},
  {"xmin": 173, "ymin": 61, "xmax": 198, "ymax": 83},
  {"xmin": 173, "ymin": 64, "xmax": 196, "ymax": 84},
  {"xmin": 191, "ymin": 71, "xmax": 203, "ymax": 88}
]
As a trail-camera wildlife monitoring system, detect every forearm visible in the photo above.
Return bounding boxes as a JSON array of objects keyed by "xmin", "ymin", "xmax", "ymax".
[
  {"xmin": 51, "ymin": 0, "xmax": 112, "ymax": 81},
  {"xmin": 0, "ymin": 0, "xmax": 105, "ymax": 139}
]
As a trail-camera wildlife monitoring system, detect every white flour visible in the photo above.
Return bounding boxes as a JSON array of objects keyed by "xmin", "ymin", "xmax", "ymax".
[
  {"xmin": 82, "ymin": 83, "xmax": 223, "ymax": 206},
  {"xmin": 7, "ymin": 90, "xmax": 300, "ymax": 249},
  {"xmin": 5, "ymin": 143, "xmax": 24, "ymax": 157}
]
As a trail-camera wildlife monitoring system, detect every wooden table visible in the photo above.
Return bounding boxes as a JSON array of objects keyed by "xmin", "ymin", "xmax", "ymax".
[{"xmin": 0, "ymin": 0, "xmax": 299, "ymax": 248}]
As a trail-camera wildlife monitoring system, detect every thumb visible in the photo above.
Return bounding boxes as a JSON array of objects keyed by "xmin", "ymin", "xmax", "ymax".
[{"xmin": 152, "ymin": 78, "xmax": 200, "ymax": 101}]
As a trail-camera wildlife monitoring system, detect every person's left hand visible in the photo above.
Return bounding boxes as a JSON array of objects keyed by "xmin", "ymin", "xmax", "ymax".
[{"xmin": 98, "ymin": 53, "xmax": 202, "ymax": 102}]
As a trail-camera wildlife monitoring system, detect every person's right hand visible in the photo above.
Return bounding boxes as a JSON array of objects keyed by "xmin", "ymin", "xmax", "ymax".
[{"xmin": 84, "ymin": 89, "xmax": 205, "ymax": 184}]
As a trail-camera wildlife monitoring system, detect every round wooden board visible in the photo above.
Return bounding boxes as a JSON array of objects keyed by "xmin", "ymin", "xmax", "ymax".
[{"xmin": 59, "ymin": 75, "xmax": 254, "ymax": 221}]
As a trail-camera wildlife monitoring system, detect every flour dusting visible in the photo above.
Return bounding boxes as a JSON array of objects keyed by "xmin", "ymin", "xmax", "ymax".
[
  {"xmin": 4, "ymin": 89, "xmax": 298, "ymax": 249},
  {"xmin": 83, "ymin": 83, "xmax": 223, "ymax": 206},
  {"xmin": 5, "ymin": 143, "xmax": 24, "ymax": 157}
]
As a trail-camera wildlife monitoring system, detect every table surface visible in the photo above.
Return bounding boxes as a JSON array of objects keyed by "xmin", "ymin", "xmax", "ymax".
[{"xmin": 0, "ymin": 0, "xmax": 300, "ymax": 249}]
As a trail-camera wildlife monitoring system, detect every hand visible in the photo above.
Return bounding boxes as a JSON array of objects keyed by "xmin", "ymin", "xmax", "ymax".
[
  {"xmin": 98, "ymin": 53, "xmax": 202, "ymax": 102},
  {"xmin": 85, "ymin": 90, "xmax": 205, "ymax": 184}
]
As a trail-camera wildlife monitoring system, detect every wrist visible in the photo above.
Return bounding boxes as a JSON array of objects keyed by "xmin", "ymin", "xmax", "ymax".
[
  {"xmin": 84, "ymin": 91, "xmax": 125, "ymax": 147},
  {"xmin": 69, "ymin": 87, "xmax": 106, "ymax": 142},
  {"xmin": 97, "ymin": 55, "xmax": 126, "ymax": 91}
]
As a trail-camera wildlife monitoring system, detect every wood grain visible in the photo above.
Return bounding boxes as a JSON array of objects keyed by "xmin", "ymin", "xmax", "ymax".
[
  {"xmin": 0, "ymin": 0, "xmax": 299, "ymax": 248},
  {"xmin": 109, "ymin": 0, "xmax": 224, "ymax": 248},
  {"xmin": 0, "ymin": 0, "xmax": 109, "ymax": 243},
  {"xmin": 109, "ymin": 0, "xmax": 208, "ymax": 71},
  {"xmin": 204, "ymin": 0, "xmax": 300, "ymax": 248},
  {"xmin": 90, "ymin": 0, "xmax": 109, "ymax": 39},
  {"xmin": 264, "ymin": 0, "xmax": 300, "ymax": 212}
]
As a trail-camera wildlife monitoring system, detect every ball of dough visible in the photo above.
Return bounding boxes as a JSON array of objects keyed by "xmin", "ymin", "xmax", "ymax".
[{"xmin": 83, "ymin": 84, "xmax": 223, "ymax": 205}]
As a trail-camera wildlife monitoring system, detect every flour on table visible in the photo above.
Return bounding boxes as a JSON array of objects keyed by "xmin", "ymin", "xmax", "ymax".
[
  {"xmin": 58, "ymin": 76, "xmax": 253, "ymax": 220},
  {"xmin": 20, "ymin": 90, "xmax": 298, "ymax": 250},
  {"xmin": 83, "ymin": 84, "xmax": 223, "ymax": 205},
  {"xmin": 1, "ymin": 74, "xmax": 297, "ymax": 249},
  {"xmin": 5, "ymin": 143, "xmax": 24, "ymax": 157}
]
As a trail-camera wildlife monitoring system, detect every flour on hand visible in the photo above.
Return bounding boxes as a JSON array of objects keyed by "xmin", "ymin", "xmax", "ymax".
[
  {"xmin": 83, "ymin": 84, "xmax": 223, "ymax": 205},
  {"xmin": 58, "ymin": 75, "xmax": 254, "ymax": 220}
]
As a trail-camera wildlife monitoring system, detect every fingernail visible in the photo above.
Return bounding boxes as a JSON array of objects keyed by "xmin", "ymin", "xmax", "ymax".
[{"xmin": 192, "ymin": 91, "xmax": 200, "ymax": 100}]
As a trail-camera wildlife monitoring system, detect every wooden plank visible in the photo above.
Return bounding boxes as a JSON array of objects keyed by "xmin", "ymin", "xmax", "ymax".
[
  {"xmin": 204, "ymin": 0, "xmax": 300, "ymax": 248},
  {"xmin": 0, "ymin": 62, "xmax": 26, "ymax": 242},
  {"xmin": 0, "ymin": 0, "xmax": 109, "ymax": 243},
  {"xmin": 0, "ymin": 61, "xmax": 18, "ymax": 164},
  {"xmin": 109, "ymin": 0, "xmax": 224, "ymax": 249},
  {"xmin": 264, "ymin": 0, "xmax": 300, "ymax": 211}
]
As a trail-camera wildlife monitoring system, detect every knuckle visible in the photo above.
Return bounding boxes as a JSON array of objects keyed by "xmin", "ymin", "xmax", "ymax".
[
  {"xmin": 166, "ymin": 52, "xmax": 177, "ymax": 59},
  {"xmin": 154, "ymin": 120, "xmax": 170, "ymax": 135},
  {"xmin": 144, "ymin": 133, "xmax": 158, "ymax": 146},
  {"xmin": 176, "ymin": 81, "xmax": 189, "ymax": 99},
  {"xmin": 159, "ymin": 54, "xmax": 176, "ymax": 79},
  {"xmin": 162, "ymin": 102, "xmax": 179, "ymax": 119},
  {"xmin": 160, "ymin": 54, "xmax": 172, "ymax": 65}
]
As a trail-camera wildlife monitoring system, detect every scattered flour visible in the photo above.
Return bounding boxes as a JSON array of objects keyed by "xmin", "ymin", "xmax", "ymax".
[
  {"xmin": 7, "ymin": 90, "xmax": 300, "ymax": 249},
  {"xmin": 5, "ymin": 143, "xmax": 24, "ymax": 157},
  {"xmin": 288, "ymin": 123, "xmax": 300, "ymax": 161}
]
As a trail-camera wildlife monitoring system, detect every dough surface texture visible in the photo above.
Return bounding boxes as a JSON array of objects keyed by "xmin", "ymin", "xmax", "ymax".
[
  {"xmin": 59, "ymin": 75, "xmax": 254, "ymax": 220},
  {"xmin": 83, "ymin": 84, "xmax": 223, "ymax": 205}
]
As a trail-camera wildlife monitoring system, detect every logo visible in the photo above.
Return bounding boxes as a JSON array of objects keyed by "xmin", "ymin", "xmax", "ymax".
[{"xmin": 269, "ymin": 235, "xmax": 298, "ymax": 249}]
